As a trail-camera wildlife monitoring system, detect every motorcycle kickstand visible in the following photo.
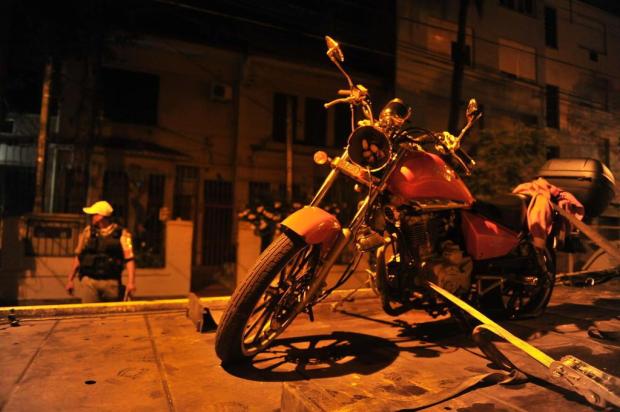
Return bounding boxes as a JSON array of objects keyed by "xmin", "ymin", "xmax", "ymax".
[{"xmin": 304, "ymin": 305, "xmax": 315, "ymax": 322}]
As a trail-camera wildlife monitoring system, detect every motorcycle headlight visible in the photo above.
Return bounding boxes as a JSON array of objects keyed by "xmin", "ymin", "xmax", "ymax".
[{"xmin": 347, "ymin": 125, "xmax": 391, "ymax": 172}]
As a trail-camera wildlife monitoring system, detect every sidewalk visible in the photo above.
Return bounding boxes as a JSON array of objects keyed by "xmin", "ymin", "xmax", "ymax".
[{"xmin": 1, "ymin": 280, "xmax": 618, "ymax": 411}]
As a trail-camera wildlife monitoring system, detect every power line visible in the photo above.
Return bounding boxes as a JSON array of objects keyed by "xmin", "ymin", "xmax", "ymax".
[
  {"xmin": 398, "ymin": 16, "xmax": 620, "ymax": 81},
  {"xmin": 397, "ymin": 42, "xmax": 612, "ymax": 112},
  {"xmin": 153, "ymin": 0, "xmax": 394, "ymax": 58}
]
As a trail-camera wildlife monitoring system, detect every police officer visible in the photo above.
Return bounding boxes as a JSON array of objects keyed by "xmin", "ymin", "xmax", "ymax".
[{"xmin": 65, "ymin": 201, "xmax": 136, "ymax": 302}]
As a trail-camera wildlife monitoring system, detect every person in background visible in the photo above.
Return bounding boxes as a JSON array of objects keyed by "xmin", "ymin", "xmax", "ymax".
[{"xmin": 65, "ymin": 200, "xmax": 136, "ymax": 302}]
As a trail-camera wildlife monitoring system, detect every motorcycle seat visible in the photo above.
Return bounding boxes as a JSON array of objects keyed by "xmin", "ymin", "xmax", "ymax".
[{"xmin": 472, "ymin": 193, "xmax": 529, "ymax": 233}]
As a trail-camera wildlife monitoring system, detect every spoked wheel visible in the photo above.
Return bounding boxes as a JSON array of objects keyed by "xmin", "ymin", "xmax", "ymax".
[
  {"xmin": 477, "ymin": 248, "xmax": 556, "ymax": 320},
  {"xmin": 215, "ymin": 234, "xmax": 321, "ymax": 364}
]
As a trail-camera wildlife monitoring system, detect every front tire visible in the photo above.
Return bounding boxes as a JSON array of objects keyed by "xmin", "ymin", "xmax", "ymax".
[{"xmin": 215, "ymin": 233, "xmax": 319, "ymax": 364}]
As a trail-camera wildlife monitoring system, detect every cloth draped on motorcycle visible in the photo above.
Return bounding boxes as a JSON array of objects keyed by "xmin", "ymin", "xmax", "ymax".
[{"xmin": 512, "ymin": 177, "xmax": 584, "ymax": 249}]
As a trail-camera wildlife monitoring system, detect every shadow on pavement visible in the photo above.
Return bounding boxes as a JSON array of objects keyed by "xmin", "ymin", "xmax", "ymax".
[
  {"xmin": 223, "ymin": 331, "xmax": 399, "ymax": 381},
  {"xmin": 592, "ymin": 297, "xmax": 620, "ymax": 309},
  {"xmin": 506, "ymin": 300, "xmax": 620, "ymax": 342},
  {"xmin": 335, "ymin": 308, "xmax": 478, "ymax": 348}
]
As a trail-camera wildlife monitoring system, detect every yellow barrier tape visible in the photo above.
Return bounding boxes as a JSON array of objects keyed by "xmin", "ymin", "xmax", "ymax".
[
  {"xmin": 427, "ymin": 281, "xmax": 555, "ymax": 368},
  {"xmin": 3, "ymin": 299, "xmax": 188, "ymax": 311}
]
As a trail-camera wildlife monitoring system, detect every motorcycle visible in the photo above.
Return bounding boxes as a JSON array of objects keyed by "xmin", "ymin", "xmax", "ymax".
[{"xmin": 215, "ymin": 36, "xmax": 559, "ymax": 364}]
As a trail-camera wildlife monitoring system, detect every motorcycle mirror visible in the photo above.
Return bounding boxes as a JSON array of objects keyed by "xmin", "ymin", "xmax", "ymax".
[
  {"xmin": 325, "ymin": 36, "xmax": 344, "ymax": 62},
  {"xmin": 379, "ymin": 98, "xmax": 412, "ymax": 128},
  {"xmin": 466, "ymin": 98, "xmax": 480, "ymax": 124}
]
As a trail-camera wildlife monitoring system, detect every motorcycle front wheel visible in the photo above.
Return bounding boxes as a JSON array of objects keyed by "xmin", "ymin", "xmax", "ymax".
[{"xmin": 215, "ymin": 233, "xmax": 320, "ymax": 364}]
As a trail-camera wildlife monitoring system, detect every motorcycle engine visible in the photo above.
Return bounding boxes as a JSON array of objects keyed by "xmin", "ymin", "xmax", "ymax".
[
  {"xmin": 390, "ymin": 211, "xmax": 473, "ymax": 295},
  {"xmin": 427, "ymin": 240, "xmax": 473, "ymax": 295}
]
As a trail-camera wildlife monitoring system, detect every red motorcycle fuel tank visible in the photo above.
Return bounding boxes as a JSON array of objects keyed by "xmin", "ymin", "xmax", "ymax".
[{"xmin": 387, "ymin": 151, "xmax": 475, "ymax": 204}]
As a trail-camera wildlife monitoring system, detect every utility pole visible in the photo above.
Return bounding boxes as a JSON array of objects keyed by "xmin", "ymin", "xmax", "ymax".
[
  {"xmin": 448, "ymin": 0, "xmax": 469, "ymax": 134},
  {"xmin": 34, "ymin": 60, "xmax": 53, "ymax": 213},
  {"xmin": 285, "ymin": 97, "xmax": 294, "ymax": 205}
]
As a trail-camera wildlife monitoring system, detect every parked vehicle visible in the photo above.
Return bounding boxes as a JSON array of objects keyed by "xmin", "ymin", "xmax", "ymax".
[{"xmin": 215, "ymin": 36, "xmax": 615, "ymax": 364}]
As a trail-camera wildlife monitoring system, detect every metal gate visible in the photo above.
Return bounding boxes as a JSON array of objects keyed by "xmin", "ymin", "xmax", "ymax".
[{"xmin": 202, "ymin": 180, "xmax": 234, "ymax": 265}]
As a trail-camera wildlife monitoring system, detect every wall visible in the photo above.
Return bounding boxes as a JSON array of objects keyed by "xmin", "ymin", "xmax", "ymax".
[{"xmin": 0, "ymin": 217, "xmax": 192, "ymax": 304}]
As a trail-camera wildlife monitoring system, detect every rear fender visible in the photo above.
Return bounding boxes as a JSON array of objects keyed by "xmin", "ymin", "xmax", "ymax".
[{"xmin": 281, "ymin": 206, "xmax": 341, "ymax": 245}]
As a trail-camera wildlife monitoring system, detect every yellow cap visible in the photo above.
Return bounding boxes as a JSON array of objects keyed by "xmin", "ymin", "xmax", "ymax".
[{"xmin": 83, "ymin": 201, "xmax": 114, "ymax": 217}]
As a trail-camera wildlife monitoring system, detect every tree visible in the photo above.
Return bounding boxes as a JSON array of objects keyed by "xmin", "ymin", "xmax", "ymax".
[{"xmin": 464, "ymin": 125, "xmax": 556, "ymax": 198}]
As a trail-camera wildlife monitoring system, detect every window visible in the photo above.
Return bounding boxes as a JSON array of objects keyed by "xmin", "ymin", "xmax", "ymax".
[
  {"xmin": 499, "ymin": 0, "xmax": 535, "ymax": 16},
  {"xmin": 573, "ymin": 13, "xmax": 605, "ymax": 60},
  {"xmin": 546, "ymin": 85, "xmax": 559, "ymax": 129},
  {"xmin": 544, "ymin": 7, "xmax": 557, "ymax": 48},
  {"xmin": 303, "ymin": 98, "xmax": 327, "ymax": 146},
  {"xmin": 426, "ymin": 18, "xmax": 473, "ymax": 64},
  {"xmin": 498, "ymin": 39, "xmax": 536, "ymax": 81},
  {"xmin": 102, "ymin": 68, "xmax": 159, "ymax": 125},
  {"xmin": 333, "ymin": 104, "xmax": 351, "ymax": 148},
  {"xmin": 272, "ymin": 93, "xmax": 297, "ymax": 143}
]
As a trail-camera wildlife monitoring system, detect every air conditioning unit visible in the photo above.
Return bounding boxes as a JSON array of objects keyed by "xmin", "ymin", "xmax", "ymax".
[
  {"xmin": 5, "ymin": 113, "xmax": 60, "ymax": 136},
  {"xmin": 209, "ymin": 82, "xmax": 232, "ymax": 102}
]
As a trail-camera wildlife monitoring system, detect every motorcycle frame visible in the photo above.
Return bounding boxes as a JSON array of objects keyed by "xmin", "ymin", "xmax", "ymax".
[
  {"xmin": 301, "ymin": 146, "xmax": 408, "ymax": 308},
  {"xmin": 301, "ymin": 142, "xmax": 548, "ymax": 310}
]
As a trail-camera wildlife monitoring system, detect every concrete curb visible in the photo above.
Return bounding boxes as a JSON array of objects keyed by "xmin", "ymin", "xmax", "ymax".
[{"xmin": 0, "ymin": 288, "xmax": 377, "ymax": 318}]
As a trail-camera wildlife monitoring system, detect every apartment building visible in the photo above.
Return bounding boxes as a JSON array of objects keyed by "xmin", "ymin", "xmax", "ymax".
[{"xmin": 396, "ymin": 0, "xmax": 619, "ymax": 169}]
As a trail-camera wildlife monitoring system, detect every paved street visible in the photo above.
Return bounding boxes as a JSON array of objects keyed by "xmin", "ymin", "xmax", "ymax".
[{"xmin": 1, "ymin": 279, "xmax": 619, "ymax": 411}]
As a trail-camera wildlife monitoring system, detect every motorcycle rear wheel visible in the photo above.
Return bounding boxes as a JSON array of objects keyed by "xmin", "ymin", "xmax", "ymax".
[
  {"xmin": 215, "ymin": 233, "xmax": 320, "ymax": 364},
  {"xmin": 477, "ymin": 248, "xmax": 555, "ymax": 320}
]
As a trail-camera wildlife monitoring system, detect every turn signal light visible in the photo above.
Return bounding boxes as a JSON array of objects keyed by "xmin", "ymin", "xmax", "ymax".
[{"xmin": 313, "ymin": 151, "xmax": 329, "ymax": 165}]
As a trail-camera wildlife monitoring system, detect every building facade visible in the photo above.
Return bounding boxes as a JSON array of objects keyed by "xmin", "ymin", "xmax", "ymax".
[
  {"xmin": 1, "ymin": 1, "xmax": 395, "ymax": 295},
  {"xmin": 2, "ymin": 0, "xmax": 618, "ymax": 296},
  {"xmin": 396, "ymin": 0, "xmax": 619, "ymax": 167}
]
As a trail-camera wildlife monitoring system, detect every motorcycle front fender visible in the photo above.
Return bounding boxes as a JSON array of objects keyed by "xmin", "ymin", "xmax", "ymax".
[{"xmin": 281, "ymin": 206, "xmax": 341, "ymax": 245}]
